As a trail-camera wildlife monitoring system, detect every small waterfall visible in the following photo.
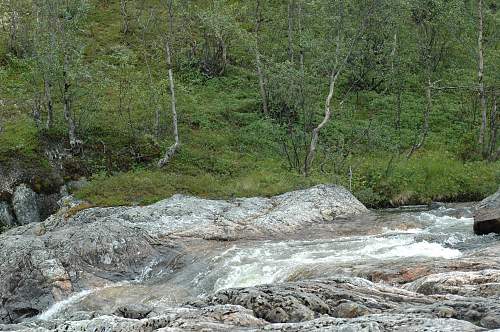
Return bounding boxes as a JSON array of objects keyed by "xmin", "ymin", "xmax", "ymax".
[
  {"xmin": 38, "ymin": 289, "xmax": 94, "ymax": 321},
  {"xmin": 37, "ymin": 258, "xmax": 164, "ymax": 321},
  {"xmin": 37, "ymin": 281, "xmax": 133, "ymax": 321}
]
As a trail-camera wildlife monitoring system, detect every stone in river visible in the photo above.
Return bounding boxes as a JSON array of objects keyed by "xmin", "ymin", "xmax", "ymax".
[{"xmin": 474, "ymin": 188, "xmax": 500, "ymax": 235}]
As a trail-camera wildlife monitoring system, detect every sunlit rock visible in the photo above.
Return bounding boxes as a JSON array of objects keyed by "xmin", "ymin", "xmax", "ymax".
[{"xmin": 12, "ymin": 184, "xmax": 40, "ymax": 225}]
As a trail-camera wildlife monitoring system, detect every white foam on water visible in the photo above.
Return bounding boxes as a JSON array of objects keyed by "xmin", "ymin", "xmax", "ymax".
[
  {"xmin": 211, "ymin": 211, "xmax": 469, "ymax": 292},
  {"xmin": 37, "ymin": 281, "xmax": 131, "ymax": 321},
  {"xmin": 38, "ymin": 289, "xmax": 93, "ymax": 321},
  {"xmin": 211, "ymin": 235, "xmax": 462, "ymax": 291},
  {"xmin": 417, "ymin": 212, "xmax": 474, "ymax": 231},
  {"xmin": 375, "ymin": 240, "xmax": 461, "ymax": 259},
  {"xmin": 381, "ymin": 227, "xmax": 425, "ymax": 234}
]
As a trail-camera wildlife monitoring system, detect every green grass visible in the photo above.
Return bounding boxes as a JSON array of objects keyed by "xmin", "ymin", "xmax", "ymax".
[
  {"xmin": 0, "ymin": 116, "xmax": 39, "ymax": 160},
  {"xmin": 75, "ymin": 149, "xmax": 499, "ymax": 208},
  {"xmin": 75, "ymin": 164, "xmax": 329, "ymax": 206},
  {"xmin": 351, "ymin": 152, "xmax": 500, "ymax": 207}
]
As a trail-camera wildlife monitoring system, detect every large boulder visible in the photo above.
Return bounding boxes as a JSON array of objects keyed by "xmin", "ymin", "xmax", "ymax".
[
  {"xmin": 0, "ymin": 201, "xmax": 15, "ymax": 228},
  {"xmin": 0, "ymin": 162, "xmax": 63, "ymax": 201},
  {"xmin": 12, "ymin": 184, "xmax": 41, "ymax": 225},
  {"xmin": 474, "ymin": 188, "xmax": 500, "ymax": 235}
]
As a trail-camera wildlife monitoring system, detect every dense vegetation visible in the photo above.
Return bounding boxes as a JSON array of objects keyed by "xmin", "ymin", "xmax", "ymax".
[{"xmin": 0, "ymin": 0, "xmax": 499, "ymax": 207}]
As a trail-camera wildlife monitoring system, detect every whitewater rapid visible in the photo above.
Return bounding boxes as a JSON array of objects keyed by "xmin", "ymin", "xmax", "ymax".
[
  {"xmin": 205, "ymin": 209, "xmax": 473, "ymax": 292},
  {"xmin": 37, "ymin": 206, "xmax": 494, "ymax": 320}
]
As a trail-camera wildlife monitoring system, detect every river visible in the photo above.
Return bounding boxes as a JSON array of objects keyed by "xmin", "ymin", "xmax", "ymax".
[{"xmin": 36, "ymin": 204, "xmax": 498, "ymax": 322}]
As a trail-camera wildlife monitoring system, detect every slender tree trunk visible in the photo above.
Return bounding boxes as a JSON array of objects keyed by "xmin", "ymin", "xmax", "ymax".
[
  {"xmin": 32, "ymin": 91, "xmax": 42, "ymax": 127},
  {"xmin": 220, "ymin": 39, "xmax": 227, "ymax": 74},
  {"xmin": 120, "ymin": 0, "xmax": 130, "ymax": 35},
  {"xmin": 390, "ymin": 32, "xmax": 402, "ymax": 152},
  {"xmin": 8, "ymin": 3, "xmax": 19, "ymax": 55},
  {"xmin": 287, "ymin": 0, "xmax": 294, "ymax": 63},
  {"xmin": 62, "ymin": 57, "xmax": 78, "ymax": 148},
  {"xmin": 63, "ymin": 83, "xmax": 78, "ymax": 148},
  {"xmin": 304, "ymin": 70, "xmax": 339, "ymax": 176},
  {"xmin": 407, "ymin": 75, "xmax": 432, "ymax": 158},
  {"xmin": 159, "ymin": 0, "xmax": 180, "ymax": 168},
  {"xmin": 255, "ymin": 51, "xmax": 268, "ymax": 115},
  {"xmin": 297, "ymin": 1, "xmax": 304, "ymax": 73},
  {"xmin": 477, "ymin": 0, "xmax": 487, "ymax": 151},
  {"xmin": 44, "ymin": 77, "xmax": 54, "ymax": 129},
  {"xmin": 254, "ymin": 0, "xmax": 268, "ymax": 115},
  {"xmin": 489, "ymin": 93, "xmax": 498, "ymax": 160},
  {"xmin": 297, "ymin": 0, "xmax": 308, "ymax": 158}
]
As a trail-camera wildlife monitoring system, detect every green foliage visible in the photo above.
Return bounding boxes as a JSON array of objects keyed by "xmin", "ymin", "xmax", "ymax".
[
  {"xmin": 351, "ymin": 152, "xmax": 500, "ymax": 207},
  {"xmin": 1, "ymin": 0, "xmax": 499, "ymax": 209},
  {"xmin": 0, "ymin": 116, "xmax": 39, "ymax": 159}
]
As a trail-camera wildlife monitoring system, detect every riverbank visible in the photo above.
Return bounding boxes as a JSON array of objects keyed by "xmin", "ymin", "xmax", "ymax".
[
  {"xmin": 1, "ymin": 153, "xmax": 498, "ymax": 234},
  {"xmin": 73, "ymin": 152, "xmax": 499, "ymax": 208}
]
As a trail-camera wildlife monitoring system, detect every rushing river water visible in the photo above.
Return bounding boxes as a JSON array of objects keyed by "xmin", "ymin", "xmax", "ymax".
[{"xmin": 38, "ymin": 205, "xmax": 498, "ymax": 321}]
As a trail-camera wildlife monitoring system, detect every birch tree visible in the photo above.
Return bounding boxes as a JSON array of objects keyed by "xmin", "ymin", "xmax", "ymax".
[
  {"xmin": 407, "ymin": 0, "xmax": 459, "ymax": 158},
  {"xmin": 254, "ymin": 0, "xmax": 268, "ymax": 115},
  {"xmin": 0, "ymin": 0, "xmax": 30, "ymax": 57},
  {"xmin": 31, "ymin": 0, "xmax": 88, "ymax": 149},
  {"xmin": 158, "ymin": 0, "xmax": 179, "ymax": 167},
  {"xmin": 303, "ymin": 0, "xmax": 372, "ymax": 176},
  {"xmin": 477, "ymin": 0, "xmax": 487, "ymax": 150},
  {"xmin": 120, "ymin": 0, "xmax": 130, "ymax": 35},
  {"xmin": 32, "ymin": 0, "xmax": 57, "ymax": 129},
  {"xmin": 489, "ymin": 93, "xmax": 498, "ymax": 159},
  {"xmin": 196, "ymin": 1, "xmax": 235, "ymax": 77}
]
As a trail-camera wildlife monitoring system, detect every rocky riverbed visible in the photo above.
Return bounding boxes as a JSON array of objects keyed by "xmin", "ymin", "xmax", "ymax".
[{"xmin": 0, "ymin": 185, "xmax": 499, "ymax": 331}]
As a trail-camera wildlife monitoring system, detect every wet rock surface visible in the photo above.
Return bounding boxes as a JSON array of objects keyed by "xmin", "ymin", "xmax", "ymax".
[
  {"xmin": 403, "ymin": 269, "xmax": 500, "ymax": 297},
  {"xmin": 0, "ymin": 186, "xmax": 499, "ymax": 331},
  {"xmin": 474, "ymin": 187, "xmax": 500, "ymax": 235},
  {"xmin": 202, "ymin": 276, "xmax": 500, "ymax": 328}
]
